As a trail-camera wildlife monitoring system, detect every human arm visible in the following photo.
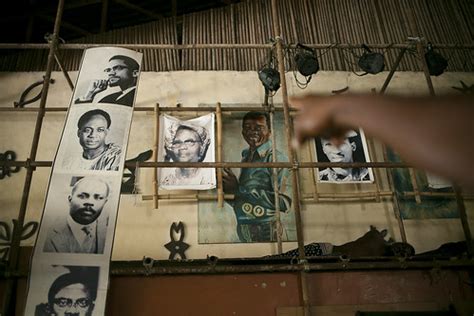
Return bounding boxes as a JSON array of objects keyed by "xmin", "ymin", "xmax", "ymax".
[
  {"xmin": 290, "ymin": 94, "xmax": 474, "ymax": 189},
  {"xmin": 75, "ymin": 79, "xmax": 108, "ymax": 103}
]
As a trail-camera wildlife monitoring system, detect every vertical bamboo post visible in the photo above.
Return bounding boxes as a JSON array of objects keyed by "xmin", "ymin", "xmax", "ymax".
[
  {"xmin": 454, "ymin": 186, "xmax": 473, "ymax": 256},
  {"xmin": 2, "ymin": 1, "xmax": 64, "ymax": 314},
  {"xmin": 269, "ymin": 103, "xmax": 283, "ymax": 254},
  {"xmin": 368, "ymin": 139, "xmax": 381, "ymax": 203},
  {"xmin": 406, "ymin": 3, "xmax": 435, "ymax": 96},
  {"xmin": 307, "ymin": 142, "xmax": 319, "ymax": 202},
  {"xmin": 216, "ymin": 102, "xmax": 224, "ymax": 208},
  {"xmin": 153, "ymin": 103, "xmax": 160, "ymax": 209},
  {"xmin": 100, "ymin": 0, "xmax": 109, "ymax": 33},
  {"xmin": 270, "ymin": 0, "xmax": 310, "ymax": 315},
  {"xmin": 408, "ymin": 168, "xmax": 422, "ymax": 204},
  {"xmin": 382, "ymin": 144, "xmax": 407, "ymax": 243}
]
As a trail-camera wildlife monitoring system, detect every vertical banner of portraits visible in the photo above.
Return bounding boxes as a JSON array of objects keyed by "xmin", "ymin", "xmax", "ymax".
[
  {"xmin": 158, "ymin": 113, "xmax": 216, "ymax": 190},
  {"xmin": 314, "ymin": 129, "xmax": 374, "ymax": 183},
  {"xmin": 25, "ymin": 47, "xmax": 142, "ymax": 316},
  {"xmin": 198, "ymin": 110, "xmax": 296, "ymax": 244}
]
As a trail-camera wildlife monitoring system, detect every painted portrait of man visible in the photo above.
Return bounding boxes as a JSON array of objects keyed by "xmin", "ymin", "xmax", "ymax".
[{"xmin": 199, "ymin": 110, "xmax": 296, "ymax": 244}]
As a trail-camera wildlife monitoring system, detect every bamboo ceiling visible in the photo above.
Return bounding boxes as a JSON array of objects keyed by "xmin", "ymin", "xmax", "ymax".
[{"xmin": 1, "ymin": 0, "xmax": 472, "ymax": 72}]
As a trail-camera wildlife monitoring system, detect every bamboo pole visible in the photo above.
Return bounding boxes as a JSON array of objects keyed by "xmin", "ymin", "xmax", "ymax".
[
  {"xmin": 270, "ymin": 0, "xmax": 310, "ymax": 315},
  {"xmin": 380, "ymin": 47, "xmax": 407, "ymax": 94},
  {"xmin": 368, "ymin": 138, "xmax": 381, "ymax": 203},
  {"xmin": 1, "ymin": 43, "xmax": 471, "ymax": 50},
  {"xmin": 1, "ymin": 0, "xmax": 64, "ymax": 314},
  {"xmin": 269, "ymin": 103, "xmax": 283, "ymax": 254},
  {"xmin": 53, "ymin": 50, "xmax": 74, "ymax": 90},
  {"xmin": 0, "ymin": 160, "xmax": 412, "ymax": 169},
  {"xmin": 307, "ymin": 142, "xmax": 319, "ymax": 202},
  {"xmin": 216, "ymin": 102, "xmax": 224, "ymax": 208},
  {"xmin": 140, "ymin": 190, "xmax": 474, "ymax": 203},
  {"xmin": 406, "ymin": 2, "xmax": 436, "ymax": 96},
  {"xmin": 381, "ymin": 143, "xmax": 408, "ymax": 243},
  {"xmin": 454, "ymin": 186, "xmax": 473, "ymax": 256},
  {"xmin": 408, "ymin": 168, "xmax": 422, "ymax": 204},
  {"xmin": 100, "ymin": 0, "xmax": 109, "ymax": 33},
  {"xmin": 153, "ymin": 104, "xmax": 160, "ymax": 209}
]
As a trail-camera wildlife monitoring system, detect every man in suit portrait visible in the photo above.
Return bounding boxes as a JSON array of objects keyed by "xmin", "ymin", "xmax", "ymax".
[
  {"xmin": 75, "ymin": 55, "xmax": 139, "ymax": 107},
  {"xmin": 43, "ymin": 177, "xmax": 110, "ymax": 254}
]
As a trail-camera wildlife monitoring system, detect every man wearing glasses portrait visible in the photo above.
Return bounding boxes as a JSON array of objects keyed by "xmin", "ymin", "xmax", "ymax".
[{"xmin": 35, "ymin": 269, "xmax": 98, "ymax": 316}]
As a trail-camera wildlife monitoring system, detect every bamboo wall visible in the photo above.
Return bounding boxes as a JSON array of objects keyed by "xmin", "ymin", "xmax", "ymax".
[{"xmin": 1, "ymin": 0, "xmax": 472, "ymax": 72}]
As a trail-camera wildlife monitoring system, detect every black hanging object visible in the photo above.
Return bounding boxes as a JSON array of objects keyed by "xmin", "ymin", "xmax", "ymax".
[
  {"xmin": 358, "ymin": 44, "xmax": 385, "ymax": 74},
  {"xmin": 294, "ymin": 43, "xmax": 319, "ymax": 76},
  {"xmin": 164, "ymin": 222, "xmax": 190, "ymax": 260},
  {"xmin": 425, "ymin": 42, "xmax": 448, "ymax": 76},
  {"xmin": 258, "ymin": 67, "xmax": 280, "ymax": 92}
]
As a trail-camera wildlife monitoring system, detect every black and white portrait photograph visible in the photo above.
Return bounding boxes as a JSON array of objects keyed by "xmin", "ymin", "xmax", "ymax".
[
  {"xmin": 158, "ymin": 113, "xmax": 216, "ymax": 190},
  {"xmin": 24, "ymin": 265, "xmax": 102, "ymax": 316},
  {"xmin": 314, "ymin": 129, "xmax": 374, "ymax": 183},
  {"xmin": 56, "ymin": 105, "xmax": 131, "ymax": 172},
  {"xmin": 73, "ymin": 47, "xmax": 142, "ymax": 107},
  {"xmin": 35, "ymin": 174, "xmax": 118, "ymax": 255}
]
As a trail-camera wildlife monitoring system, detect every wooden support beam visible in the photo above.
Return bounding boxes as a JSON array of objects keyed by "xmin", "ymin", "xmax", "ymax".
[
  {"xmin": 38, "ymin": 14, "xmax": 91, "ymax": 36},
  {"xmin": 100, "ymin": 0, "xmax": 109, "ymax": 33},
  {"xmin": 114, "ymin": 0, "xmax": 163, "ymax": 20}
]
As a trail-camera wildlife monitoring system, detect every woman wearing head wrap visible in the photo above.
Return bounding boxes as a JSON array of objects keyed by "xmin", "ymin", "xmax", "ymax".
[{"xmin": 162, "ymin": 121, "xmax": 212, "ymax": 186}]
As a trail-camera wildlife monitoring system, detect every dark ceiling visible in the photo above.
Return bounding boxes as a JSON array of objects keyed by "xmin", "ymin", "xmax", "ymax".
[{"xmin": 1, "ymin": 0, "xmax": 240, "ymax": 43}]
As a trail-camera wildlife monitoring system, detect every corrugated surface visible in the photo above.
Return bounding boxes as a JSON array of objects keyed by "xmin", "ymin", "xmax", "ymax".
[{"xmin": 1, "ymin": 0, "xmax": 473, "ymax": 71}]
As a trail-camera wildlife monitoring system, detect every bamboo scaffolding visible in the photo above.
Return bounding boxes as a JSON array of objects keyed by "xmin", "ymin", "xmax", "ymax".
[
  {"xmin": 368, "ymin": 139, "xmax": 382, "ymax": 203},
  {"xmin": 307, "ymin": 141, "xmax": 319, "ymax": 202},
  {"xmin": 0, "ymin": 160, "xmax": 413, "ymax": 169},
  {"xmin": 216, "ymin": 102, "xmax": 224, "ymax": 208},
  {"xmin": 1, "ymin": 1, "xmax": 64, "ymax": 314},
  {"xmin": 141, "ymin": 190, "xmax": 474, "ymax": 202},
  {"xmin": 153, "ymin": 104, "xmax": 160, "ymax": 210},
  {"xmin": 381, "ymin": 143, "xmax": 407, "ymax": 243},
  {"xmin": 270, "ymin": 0, "xmax": 310, "ymax": 315},
  {"xmin": 269, "ymin": 103, "xmax": 283, "ymax": 254},
  {"xmin": 1, "ymin": 43, "xmax": 472, "ymax": 50},
  {"xmin": 2, "ymin": 1, "xmax": 474, "ymax": 313},
  {"xmin": 454, "ymin": 186, "xmax": 473, "ymax": 255}
]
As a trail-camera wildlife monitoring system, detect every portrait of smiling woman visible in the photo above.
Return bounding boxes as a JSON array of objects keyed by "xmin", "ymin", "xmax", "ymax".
[{"xmin": 159, "ymin": 114, "xmax": 216, "ymax": 190}]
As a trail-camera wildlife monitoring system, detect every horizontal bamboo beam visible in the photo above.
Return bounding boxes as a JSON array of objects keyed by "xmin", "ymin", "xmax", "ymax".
[
  {"xmin": 142, "ymin": 193, "xmax": 236, "ymax": 201},
  {"xmin": 0, "ymin": 43, "xmax": 472, "ymax": 50},
  {"xmin": 403, "ymin": 191, "xmax": 474, "ymax": 199},
  {"xmin": 303, "ymin": 192, "xmax": 393, "ymax": 199},
  {"xmin": 1, "ymin": 160, "xmax": 410, "ymax": 169},
  {"xmin": 137, "ymin": 190, "xmax": 474, "ymax": 202},
  {"xmin": 0, "ymin": 106, "xmax": 292, "ymax": 113}
]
